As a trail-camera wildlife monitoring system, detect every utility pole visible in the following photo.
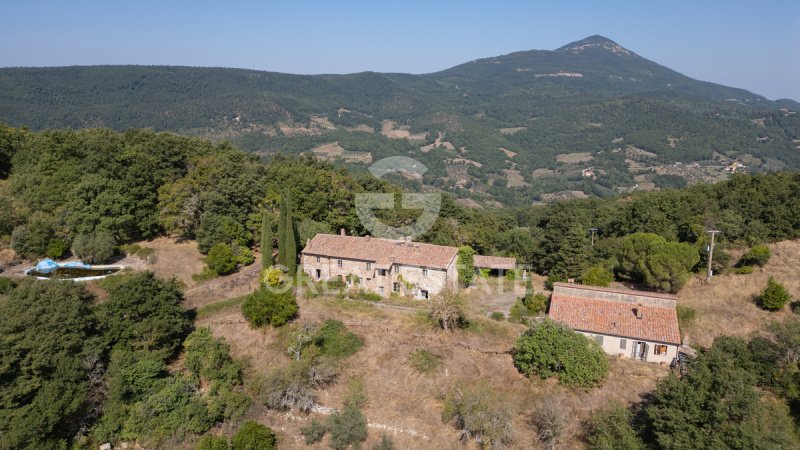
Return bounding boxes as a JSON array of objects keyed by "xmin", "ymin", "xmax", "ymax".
[
  {"xmin": 588, "ymin": 228, "xmax": 599, "ymax": 247},
  {"xmin": 706, "ymin": 230, "xmax": 721, "ymax": 280}
]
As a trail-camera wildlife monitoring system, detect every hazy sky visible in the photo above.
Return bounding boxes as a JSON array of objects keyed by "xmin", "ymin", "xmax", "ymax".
[{"xmin": 2, "ymin": 1, "xmax": 798, "ymax": 100}]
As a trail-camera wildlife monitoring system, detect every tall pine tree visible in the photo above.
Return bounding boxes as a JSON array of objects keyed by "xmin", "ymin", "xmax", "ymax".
[{"xmin": 260, "ymin": 210, "xmax": 273, "ymax": 269}]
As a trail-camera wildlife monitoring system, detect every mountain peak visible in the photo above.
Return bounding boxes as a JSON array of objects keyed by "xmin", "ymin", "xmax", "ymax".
[{"xmin": 556, "ymin": 35, "xmax": 636, "ymax": 56}]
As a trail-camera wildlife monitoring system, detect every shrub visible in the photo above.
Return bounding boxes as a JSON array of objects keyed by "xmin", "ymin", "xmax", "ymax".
[
  {"xmin": 735, "ymin": 265, "xmax": 754, "ymax": 274},
  {"xmin": 313, "ymin": 319, "xmax": 363, "ymax": 358},
  {"xmin": 183, "ymin": 327, "xmax": 243, "ymax": 387},
  {"xmin": 10, "ymin": 215, "xmax": 56, "ymax": 258},
  {"xmin": 233, "ymin": 244, "xmax": 255, "ymax": 266},
  {"xmin": 300, "ymin": 419, "xmax": 326, "ymax": 444},
  {"xmin": 206, "ymin": 243, "xmax": 236, "ymax": 275},
  {"xmin": 524, "ymin": 292, "xmax": 549, "ymax": 315},
  {"xmin": 532, "ymin": 394, "xmax": 569, "ymax": 450},
  {"xmin": 585, "ymin": 405, "xmax": 644, "ymax": 450},
  {"xmin": 231, "ymin": 421, "xmax": 277, "ymax": 450},
  {"xmin": 430, "ymin": 290, "xmax": 467, "ymax": 331},
  {"xmin": 759, "ymin": 277, "xmax": 791, "ymax": 311},
  {"xmin": 509, "ymin": 300, "xmax": 530, "ymax": 324},
  {"xmin": 490, "ymin": 311, "xmax": 505, "ymax": 321},
  {"xmin": 196, "ymin": 434, "xmax": 229, "ymax": 450},
  {"xmin": 354, "ymin": 289, "xmax": 381, "ymax": 302},
  {"xmin": 581, "ymin": 264, "xmax": 614, "ymax": 287},
  {"xmin": 408, "ymin": 349, "xmax": 442, "ymax": 373},
  {"xmin": 373, "ymin": 434, "xmax": 394, "ymax": 450},
  {"xmin": 327, "ymin": 401, "xmax": 368, "ymax": 450},
  {"xmin": 740, "ymin": 244, "xmax": 771, "ymax": 267},
  {"xmin": 442, "ymin": 383, "xmax": 514, "ymax": 448},
  {"xmin": 262, "ymin": 361, "xmax": 326, "ymax": 412},
  {"xmin": 193, "ymin": 266, "xmax": 219, "ymax": 282},
  {"xmin": 344, "ymin": 376, "xmax": 368, "ymax": 408},
  {"xmin": 513, "ymin": 319, "xmax": 609, "ymax": 387},
  {"xmin": 241, "ymin": 288, "xmax": 299, "ymax": 328},
  {"xmin": 259, "ymin": 266, "xmax": 284, "ymax": 287},
  {"xmin": 72, "ymin": 230, "xmax": 116, "ymax": 264}
]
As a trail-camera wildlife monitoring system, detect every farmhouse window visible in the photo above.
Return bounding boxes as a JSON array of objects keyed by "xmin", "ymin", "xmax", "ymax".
[
  {"xmin": 378, "ymin": 269, "xmax": 386, "ymax": 276},
  {"xmin": 394, "ymin": 265, "xmax": 399, "ymax": 274},
  {"xmin": 393, "ymin": 282, "xmax": 400, "ymax": 292},
  {"xmin": 654, "ymin": 345, "xmax": 668, "ymax": 355},
  {"xmin": 422, "ymin": 268, "xmax": 428, "ymax": 276},
  {"xmin": 594, "ymin": 335, "xmax": 604, "ymax": 345},
  {"xmin": 619, "ymin": 339, "xmax": 627, "ymax": 350},
  {"xmin": 337, "ymin": 260, "xmax": 342, "ymax": 267},
  {"xmin": 379, "ymin": 286, "xmax": 384, "ymax": 295},
  {"xmin": 316, "ymin": 256, "xmax": 320, "ymax": 263},
  {"xmin": 420, "ymin": 290, "xmax": 429, "ymax": 299},
  {"xmin": 367, "ymin": 262, "xmax": 372, "ymax": 270}
]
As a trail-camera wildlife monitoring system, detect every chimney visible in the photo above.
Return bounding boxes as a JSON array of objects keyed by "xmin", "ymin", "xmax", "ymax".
[
  {"xmin": 340, "ymin": 228, "xmax": 346, "ymax": 236},
  {"xmin": 635, "ymin": 304, "xmax": 643, "ymax": 320},
  {"xmin": 365, "ymin": 235, "xmax": 371, "ymax": 241}
]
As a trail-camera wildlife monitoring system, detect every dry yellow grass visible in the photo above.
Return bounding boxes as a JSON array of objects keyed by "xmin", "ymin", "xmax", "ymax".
[
  {"xmin": 555, "ymin": 152, "xmax": 593, "ymax": 164},
  {"xmin": 197, "ymin": 289, "xmax": 669, "ymax": 449},
  {"xmin": 678, "ymin": 240, "xmax": 800, "ymax": 347}
]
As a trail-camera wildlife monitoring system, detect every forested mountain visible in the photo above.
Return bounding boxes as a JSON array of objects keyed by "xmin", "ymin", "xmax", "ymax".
[{"xmin": 1, "ymin": 36, "xmax": 799, "ymax": 205}]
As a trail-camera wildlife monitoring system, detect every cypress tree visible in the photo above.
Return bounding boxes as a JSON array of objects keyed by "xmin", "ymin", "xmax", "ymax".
[
  {"xmin": 284, "ymin": 193, "xmax": 297, "ymax": 275},
  {"xmin": 277, "ymin": 193, "xmax": 288, "ymax": 267},
  {"xmin": 261, "ymin": 210, "xmax": 272, "ymax": 269}
]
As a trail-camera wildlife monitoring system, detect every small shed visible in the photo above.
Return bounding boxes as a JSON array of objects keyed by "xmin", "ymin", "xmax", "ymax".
[{"xmin": 473, "ymin": 255, "xmax": 516, "ymax": 276}]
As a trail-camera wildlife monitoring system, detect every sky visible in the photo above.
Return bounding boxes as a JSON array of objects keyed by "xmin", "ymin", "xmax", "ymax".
[{"xmin": 1, "ymin": 1, "xmax": 798, "ymax": 100}]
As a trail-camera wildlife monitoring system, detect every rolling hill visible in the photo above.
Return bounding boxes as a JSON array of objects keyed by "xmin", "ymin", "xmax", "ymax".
[{"xmin": 1, "ymin": 35, "xmax": 798, "ymax": 205}]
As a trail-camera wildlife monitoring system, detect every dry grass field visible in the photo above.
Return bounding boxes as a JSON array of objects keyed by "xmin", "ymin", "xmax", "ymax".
[
  {"xmin": 196, "ymin": 283, "xmax": 669, "ymax": 449},
  {"xmin": 678, "ymin": 240, "xmax": 800, "ymax": 347}
]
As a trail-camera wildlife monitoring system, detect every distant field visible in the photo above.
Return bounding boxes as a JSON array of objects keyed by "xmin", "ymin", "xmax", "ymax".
[{"xmin": 556, "ymin": 152, "xmax": 593, "ymax": 164}]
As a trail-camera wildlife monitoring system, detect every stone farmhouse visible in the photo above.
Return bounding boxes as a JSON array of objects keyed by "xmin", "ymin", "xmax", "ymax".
[
  {"xmin": 548, "ymin": 282, "xmax": 681, "ymax": 365},
  {"xmin": 301, "ymin": 234, "xmax": 458, "ymax": 299},
  {"xmin": 301, "ymin": 233, "xmax": 516, "ymax": 299}
]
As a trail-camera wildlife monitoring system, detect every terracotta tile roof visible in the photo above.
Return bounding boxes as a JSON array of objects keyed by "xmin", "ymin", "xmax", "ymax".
[
  {"xmin": 301, "ymin": 234, "xmax": 458, "ymax": 270},
  {"xmin": 473, "ymin": 255, "xmax": 516, "ymax": 270},
  {"xmin": 548, "ymin": 283, "xmax": 681, "ymax": 344}
]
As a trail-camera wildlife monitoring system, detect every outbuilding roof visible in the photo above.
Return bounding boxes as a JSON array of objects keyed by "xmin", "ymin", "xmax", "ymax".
[
  {"xmin": 548, "ymin": 283, "xmax": 681, "ymax": 345},
  {"xmin": 301, "ymin": 234, "xmax": 458, "ymax": 270},
  {"xmin": 473, "ymin": 255, "xmax": 516, "ymax": 270}
]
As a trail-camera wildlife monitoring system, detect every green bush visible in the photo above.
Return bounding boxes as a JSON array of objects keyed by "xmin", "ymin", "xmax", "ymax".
[
  {"xmin": 206, "ymin": 243, "xmax": 236, "ymax": 275},
  {"xmin": 183, "ymin": 327, "xmax": 243, "ymax": 387},
  {"xmin": 232, "ymin": 244, "xmax": 255, "ymax": 266},
  {"xmin": 71, "ymin": 230, "xmax": 116, "ymax": 264},
  {"xmin": 300, "ymin": 419, "xmax": 326, "ymax": 445},
  {"xmin": 327, "ymin": 401, "xmax": 368, "ymax": 450},
  {"xmin": 524, "ymin": 292, "xmax": 549, "ymax": 315},
  {"xmin": 490, "ymin": 311, "xmax": 505, "ymax": 321},
  {"xmin": 585, "ymin": 405, "xmax": 644, "ymax": 450},
  {"xmin": 740, "ymin": 244, "xmax": 771, "ymax": 267},
  {"xmin": 193, "ymin": 266, "xmax": 220, "ymax": 282},
  {"xmin": 759, "ymin": 277, "xmax": 791, "ymax": 311},
  {"xmin": 581, "ymin": 264, "xmax": 614, "ymax": 287},
  {"xmin": 509, "ymin": 300, "xmax": 530, "ymax": 324},
  {"xmin": 196, "ymin": 434, "xmax": 229, "ymax": 450},
  {"xmin": 313, "ymin": 319, "xmax": 363, "ymax": 358},
  {"xmin": 10, "ymin": 214, "xmax": 57, "ymax": 259},
  {"xmin": 442, "ymin": 383, "xmax": 514, "ymax": 448},
  {"xmin": 513, "ymin": 319, "xmax": 609, "ymax": 387},
  {"xmin": 231, "ymin": 421, "xmax": 277, "ymax": 450},
  {"xmin": 408, "ymin": 349, "xmax": 442, "ymax": 373},
  {"xmin": 241, "ymin": 288, "xmax": 299, "ymax": 328},
  {"xmin": 261, "ymin": 358, "xmax": 336, "ymax": 412},
  {"xmin": 735, "ymin": 265, "xmax": 754, "ymax": 274},
  {"xmin": 119, "ymin": 243, "xmax": 155, "ymax": 259}
]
